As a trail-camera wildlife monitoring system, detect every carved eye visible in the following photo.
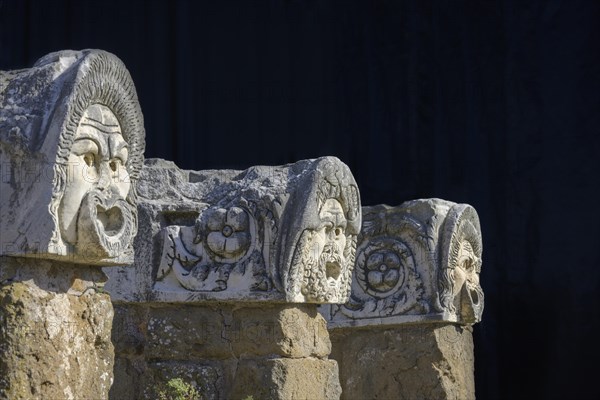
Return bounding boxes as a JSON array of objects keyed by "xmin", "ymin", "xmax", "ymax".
[
  {"xmin": 109, "ymin": 159, "xmax": 120, "ymax": 172},
  {"xmin": 335, "ymin": 227, "xmax": 342, "ymax": 236},
  {"xmin": 323, "ymin": 222, "xmax": 334, "ymax": 233},
  {"xmin": 462, "ymin": 257, "xmax": 474, "ymax": 272},
  {"xmin": 83, "ymin": 153, "xmax": 95, "ymax": 167}
]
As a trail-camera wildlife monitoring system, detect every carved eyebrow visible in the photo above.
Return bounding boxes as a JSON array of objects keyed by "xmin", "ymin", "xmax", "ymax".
[
  {"xmin": 85, "ymin": 116, "xmax": 120, "ymax": 127},
  {"xmin": 71, "ymin": 137, "xmax": 100, "ymax": 154},
  {"xmin": 109, "ymin": 138, "xmax": 129, "ymax": 162},
  {"xmin": 320, "ymin": 214, "xmax": 335, "ymax": 223},
  {"xmin": 74, "ymin": 126, "xmax": 109, "ymax": 156},
  {"xmin": 79, "ymin": 121, "xmax": 121, "ymax": 134},
  {"xmin": 320, "ymin": 210, "xmax": 347, "ymax": 225},
  {"xmin": 113, "ymin": 140, "xmax": 129, "ymax": 153},
  {"xmin": 319, "ymin": 215, "xmax": 346, "ymax": 231}
]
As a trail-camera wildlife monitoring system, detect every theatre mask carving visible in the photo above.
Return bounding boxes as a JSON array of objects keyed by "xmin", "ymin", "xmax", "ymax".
[{"xmin": 0, "ymin": 49, "xmax": 145, "ymax": 265}]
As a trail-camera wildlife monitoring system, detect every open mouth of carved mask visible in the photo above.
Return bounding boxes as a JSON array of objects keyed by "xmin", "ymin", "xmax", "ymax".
[
  {"xmin": 459, "ymin": 281, "xmax": 484, "ymax": 323},
  {"xmin": 469, "ymin": 286, "xmax": 480, "ymax": 305},
  {"xmin": 325, "ymin": 261, "xmax": 342, "ymax": 284},
  {"xmin": 463, "ymin": 280, "xmax": 483, "ymax": 307},
  {"xmin": 76, "ymin": 191, "xmax": 135, "ymax": 259},
  {"xmin": 96, "ymin": 205, "xmax": 124, "ymax": 237},
  {"xmin": 320, "ymin": 243, "xmax": 344, "ymax": 286}
]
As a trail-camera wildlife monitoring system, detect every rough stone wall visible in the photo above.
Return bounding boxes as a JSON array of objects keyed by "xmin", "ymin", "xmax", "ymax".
[
  {"xmin": 330, "ymin": 323, "xmax": 474, "ymax": 400},
  {"xmin": 0, "ymin": 258, "xmax": 114, "ymax": 400},
  {"xmin": 111, "ymin": 302, "xmax": 341, "ymax": 400}
]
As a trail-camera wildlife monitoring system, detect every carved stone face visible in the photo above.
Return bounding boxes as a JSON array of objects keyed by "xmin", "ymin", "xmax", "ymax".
[
  {"xmin": 300, "ymin": 198, "xmax": 349, "ymax": 302},
  {"xmin": 453, "ymin": 241, "xmax": 484, "ymax": 323},
  {"xmin": 58, "ymin": 104, "xmax": 135, "ymax": 258}
]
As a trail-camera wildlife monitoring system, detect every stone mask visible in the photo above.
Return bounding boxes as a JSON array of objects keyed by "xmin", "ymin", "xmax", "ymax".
[
  {"xmin": 0, "ymin": 49, "xmax": 145, "ymax": 265},
  {"xmin": 304, "ymin": 199, "xmax": 348, "ymax": 297},
  {"xmin": 281, "ymin": 158, "xmax": 361, "ymax": 303},
  {"xmin": 59, "ymin": 104, "xmax": 136, "ymax": 259},
  {"xmin": 295, "ymin": 198, "xmax": 353, "ymax": 303},
  {"xmin": 453, "ymin": 240, "xmax": 484, "ymax": 323}
]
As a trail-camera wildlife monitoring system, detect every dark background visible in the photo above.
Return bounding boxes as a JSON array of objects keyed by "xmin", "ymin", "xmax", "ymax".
[{"xmin": 1, "ymin": 0, "xmax": 599, "ymax": 398}]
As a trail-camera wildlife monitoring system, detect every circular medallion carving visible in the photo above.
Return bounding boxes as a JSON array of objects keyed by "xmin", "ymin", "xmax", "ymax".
[
  {"xmin": 356, "ymin": 237, "xmax": 413, "ymax": 298},
  {"xmin": 201, "ymin": 206, "xmax": 252, "ymax": 262}
]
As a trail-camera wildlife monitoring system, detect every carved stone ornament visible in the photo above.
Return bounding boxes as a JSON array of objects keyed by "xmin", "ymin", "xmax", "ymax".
[
  {"xmin": 104, "ymin": 156, "xmax": 361, "ymax": 303},
  {"xmin": 0, "ymin": 50, "xmax": 145, "ymax": 265},
  {"xmin": 323, "ymin": 199, "xmax": 483, "ymax": 328}
]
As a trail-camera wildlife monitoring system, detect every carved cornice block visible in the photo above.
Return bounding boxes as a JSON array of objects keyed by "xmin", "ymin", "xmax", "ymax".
[
  {"xmin": 105, "ymin": 156, "xmax": 361, "ymax": 303},
  {"xmin": 323, "ymin": 199, "xmax": 483, "ymax": 328},
  {"xmin": 0, "ymin": 50, "xmax": 145, "ymax": 265}
]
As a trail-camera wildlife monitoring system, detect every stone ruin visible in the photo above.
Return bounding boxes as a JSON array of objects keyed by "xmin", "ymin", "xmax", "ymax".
[
  {"xmin": 322, "ymin": 199, "xmax": 483, "ymax": 399},
  {"xmin": 1, "ymin": 49, "xmax": 144, "ymax": 399},
  {"xmin": 106, "ymin": 155, "xmax": 360, "ymax": 399},
  {"xmin": 0, "ymin": 50, "xmax": 484, "ymax": 400}
]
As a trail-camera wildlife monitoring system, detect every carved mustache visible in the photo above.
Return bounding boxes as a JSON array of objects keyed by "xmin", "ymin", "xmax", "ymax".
[
  {"xmin": 319, "ymin": 241, "xmax": 345, "ymax": 282},
  {"xmin": 319, "ymin": 241, "xmax": 344, "ymax": 264}
]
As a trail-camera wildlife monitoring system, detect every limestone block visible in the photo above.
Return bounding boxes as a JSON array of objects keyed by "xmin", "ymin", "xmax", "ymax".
[
  {"xmin": 105, "ymin": 156, "xmax": 361, "ymax": 303},
  {"xmin": 140, "ymin": 360, "xmax": 237, "ymax": 400},
  {"xmin": 225, "ymin": 304, "xmax": 331, "ymax": 359},
  {"xmin": 110, "ymin": 302, "xmax": 339, "ymax": 399},
  {"xmin": 144, "ymin": 305, "xmax": 233, "ymax": 360},
  {"xmin": 330, "ymin": 324, "xmax": 475, "ymax": 400},
  {"xmin": 229, "ymin": 358, "xmax": 342, "ymax": 400},
  {"xmin": 111, "ymin": 303, "xmax": 331, "ymax": 361},
  {"xmin": 0, "ymin": 49, "xmax": 145, "ymax": 265},
  {"xmin": 108, "ymin": 357, "xmax": 146, "ymax": 400},
  {"xmin": 323, "ymin": 199, "xmax": 484, "ymax": 328},
  {"xmin": 0, "ymin": 258, "xmax": 114, "ymax": 399},
  {"xmin": 111, "ymin": 304, "xmax": 147, "ymax": 357}
]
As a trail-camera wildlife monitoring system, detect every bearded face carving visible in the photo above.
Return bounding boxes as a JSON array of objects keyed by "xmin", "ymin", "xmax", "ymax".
[
  {"xmin": 292, "ymin": 198, "xmax": 354, "ymax": 303},
  {"xmin": 59, "ymin": 104, "xmax": 137, "ymax": 260},
  {"xmin": 283, "ymin": 158, "xmax": 361, "ymax": 304},
  {"xmin": 439, "ymin": 204, "xmax": 484, "ymax": 324},
  {"xmin": 451, "ymin": 240, "xmax": 483, "ymax": 323}
]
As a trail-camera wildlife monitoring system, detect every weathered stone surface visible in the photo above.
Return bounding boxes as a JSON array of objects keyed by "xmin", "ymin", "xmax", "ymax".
[
  {"xmin": 0, "ymin": 258, "xmax": 114, "ymax": 399},
  {"xmin": 111, "ymin": 303, "xmax": 147, "ymax": 357},
  {"xmin": 143, "ymin": 360, "xmax": 237, "ymax": 400},
  {"xmin": 324, "ymin": 199, "xmax": 484, "ymax": 328},
  {"xmin": 0, "ymin": 49, "xmax": 145, "ymax": 266},
  {"xmin": 330, "ymin": 323, "xmax": 475, "ymax": 400},
  {"xmin": 104, "ymin": 157, "xmax": 354, "ymax": 399},
  {"xmin": 108, "ymin": 357, "xmax": 146, "ymax": 400},
  {"xmin": 113, "ymin": 352, "xmax": 342, "ymax": 400},
  {"xmin": 222, "ymin": 304, "xmax": 331, "ymax": 359},
  {"xmin": 105, "ymin": 156, "xmax": 361, "ymax": 303},
  {"xmin": 1, "ymin": 49, "xmax": 145, "ymax": 399},
  {"xmin": 139, "ymin": 357, "xmax": 340, "ymax": 400},
  {"xmin": 230, "ymin": 358, "xmax": 342, "ymax": 400},
  {"xmin": 111, "ymin": 356, "xmax": 238, "ymax": 400},
  {"xmin": 144, "ymin": 305, "xmax": 232, "ymax": 360},
  {"xmin": 322, "ymin": 199, "xmax": 482, "ymax": 400},
  {"xmin": 112, "ymin": 303, "xmax": 331, "ymax": 361},
  {"xmin": 110, "ymin": 302, "xmax": 339, "ymax": 400}
]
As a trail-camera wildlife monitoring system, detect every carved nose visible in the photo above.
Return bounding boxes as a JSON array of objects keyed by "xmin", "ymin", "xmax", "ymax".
[{"xmin": 97, "ymin": 163, "xmax": 111, "ymax": 190}]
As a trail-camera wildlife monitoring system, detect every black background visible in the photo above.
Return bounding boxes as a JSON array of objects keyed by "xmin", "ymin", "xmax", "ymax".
[{"xmin": 1, "ymin": 1, "xmax": 599, "ymax": 399}]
